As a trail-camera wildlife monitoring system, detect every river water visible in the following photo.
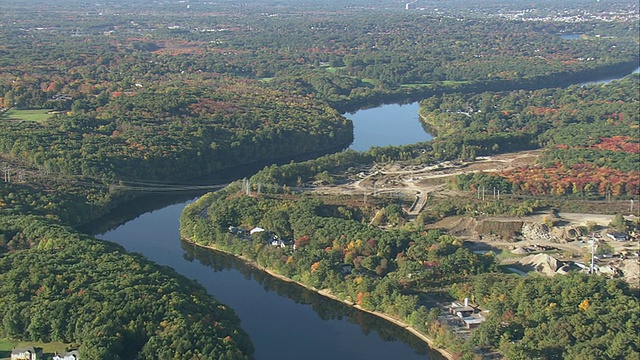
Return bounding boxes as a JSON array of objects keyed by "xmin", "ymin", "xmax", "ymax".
[
  {"xmin": 94, "ymin": 67, "xmax": 638, "ymax": 359},
  {"xmin": 98, "ymin": 201, "xmax": 444, "ymax": 360},
  {"xmin": 347, "ymin": 102, "xmax": 432, "ymax": 151},
  {"xmin": 96, "ymin": 106, "xmax": 443, "ymax": 359},
  {"xmin": 579, "ymin": 66, "xmax": 639, "ymax": 86}
]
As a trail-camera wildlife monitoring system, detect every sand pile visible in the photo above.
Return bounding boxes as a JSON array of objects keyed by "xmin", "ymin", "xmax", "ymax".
[
  {"xmin": 619, "ymin": 259, "xmax": 640, "ymax": 288},
  {"xmin": 518, "ymin": 253, "xmax": 563, "ymax": 277},
  {"xmin": 512, "ymin": 247, "xmax": 528, "ymax": 255}
]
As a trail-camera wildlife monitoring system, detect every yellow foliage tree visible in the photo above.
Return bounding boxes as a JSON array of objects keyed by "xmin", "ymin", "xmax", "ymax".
[{"xmin": 578, "ymin": 298, "xmax": 590, "ymax": 312}]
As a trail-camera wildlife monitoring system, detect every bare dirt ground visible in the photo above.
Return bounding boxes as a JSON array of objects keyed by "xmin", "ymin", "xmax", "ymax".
[
  {"xmin": 312, "ymin": 150, "xmax": 541, "ymax": 212},
  {"xmin": 308, "ymin": 149, "xmax": 640, "ymax": 285}
]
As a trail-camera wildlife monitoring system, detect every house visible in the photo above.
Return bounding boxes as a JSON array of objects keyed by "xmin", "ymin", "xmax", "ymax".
[
  {"xmin": 460, "ymin": 313, "xmax": 486, "ymax": 329},
  {"xmin": 51, "ymin": 94, "xmax": 73, "ymax": 101},
  {"xmin": 449, "ymin": 298, "xmax": 474, "ymax": 318},
  {"xmin": 52, "ymin": 351, "xmax": 79, "ymax": 360},
  {"xmin": 249, "ymin": 227, "xmax": 264, "ymax": 235},
  {"xmin": 11, "ymin": 347, "xmax": 43, "ymax": 360},
  {"xmin": 606, "ymin": 232, "xmax": 629, "ymax": 242},
  {"xmin": 270, "ymin": 239, "xmax": 287, "ymax": 248},
  {"xmin": 228, "ymin": 226, "xmax": 245, "ymax": 235}
]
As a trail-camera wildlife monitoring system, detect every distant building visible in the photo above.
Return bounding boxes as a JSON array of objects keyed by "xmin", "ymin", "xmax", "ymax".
[
  {"xmin": 250, "ymin": 227, "xmax": 265, "ymax": 235},
  {"xmin": 449, "ymin": 298, "xmax": 474, "ymax": 317},
  {"xmin": 606, "ymin": 232, "xmax": 628, "ymax": 242},
  {"xmin": 52, "ymin": 351, "xmax": 79, "ymax": 360},
  {"xmin": 11, "ymin": 347, "xmax": 43, "ymax": 360},
  {"xmin": 228, "ymin": 226, "xmax": 245, "ymax": 235},
  {"xmin": 449, "ymin": 298, "xmax": 487, "ymax": 328},
  {"xmin": 270, "ymin": 239, "xmax": 287, "ymax": 248},
  {"xmin": 460, "ymin": 313, "xmax": 486, "ymax": 329}
]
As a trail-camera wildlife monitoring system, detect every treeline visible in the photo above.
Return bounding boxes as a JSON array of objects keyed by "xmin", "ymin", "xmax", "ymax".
[
  {"xmin": 0, "ymin": 215, "xmax": 253, "ymax": 360},
  {"xmin": 452, "ymin": 273, "xmax": 638, "ymax": 360},
  {"xmin": 427, "ymin": 75, "xmax": 640, "ymax": 198}
]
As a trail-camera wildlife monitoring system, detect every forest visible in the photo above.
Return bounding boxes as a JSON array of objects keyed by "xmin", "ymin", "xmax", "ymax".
[
  {"xmin": 421, "ymin": 75, "xmax": 640, "ymax": 198},
  {"xmin": 0, "ymin": 215, "xmax": 253, "ymax": 359},
  {"xmin": 1, "ymin": 0, "xmax": 639, "ymax": 358}
]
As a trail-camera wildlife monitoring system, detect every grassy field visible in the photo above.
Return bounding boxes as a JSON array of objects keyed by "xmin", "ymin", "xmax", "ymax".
[
  {"xmin": 0, "ymin": 339, "xmax": 71, "ymax": 358},
  {"xmin": 0, "ymin": 108, "xmax": 54, "ymax": 122}
]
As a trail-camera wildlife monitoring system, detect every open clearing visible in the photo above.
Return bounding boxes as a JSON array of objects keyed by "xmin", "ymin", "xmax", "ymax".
[
  {"xmin": 0, "ymin": 339, "xmax": 70, "ymax": 358},
  {"xmin": 0, "ymin": 108, "xmax": 54, "ymax": 122}
]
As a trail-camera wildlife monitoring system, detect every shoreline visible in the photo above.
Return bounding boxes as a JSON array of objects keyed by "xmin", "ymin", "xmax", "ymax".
[{"xmin": 184, "ymin": 238, "xmax": 455, "ymax": 360}]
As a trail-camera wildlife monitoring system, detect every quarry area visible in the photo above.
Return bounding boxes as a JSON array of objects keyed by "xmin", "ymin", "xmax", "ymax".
[{"xmin": 311, "ymin": 150, "xmax": 640, "ymax": 287}]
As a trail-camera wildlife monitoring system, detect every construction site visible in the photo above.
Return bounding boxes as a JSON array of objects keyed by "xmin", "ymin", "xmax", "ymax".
[{"xmin": 309, "ymin": 149, "xmax": 640, "ymax": 287}]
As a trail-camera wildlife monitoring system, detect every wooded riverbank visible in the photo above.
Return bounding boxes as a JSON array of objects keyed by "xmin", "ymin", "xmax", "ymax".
[{"xmin": 182, "ymin": 237, "xmax": 454, "ymax": 360}]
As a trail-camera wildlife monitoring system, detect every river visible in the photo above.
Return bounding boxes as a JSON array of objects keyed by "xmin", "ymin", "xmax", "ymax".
[
  {"xmin": 347, "ymin": 102, "xmax": 432, "ymax": 151},
  {"xmin": 96, "ymin": 107, "xmax": 441, "ymax": 359},
  {"xmin": 94, "ymin": 67, "xmax": 638, "ymax": 359},
  {"xmin": 580, "ymin": 66, "xmax": 639, "ymax": 86}
]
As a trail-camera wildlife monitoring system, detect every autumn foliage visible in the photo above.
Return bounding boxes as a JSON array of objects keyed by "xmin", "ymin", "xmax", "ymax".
[
  {"xmin": 500, "ymin": 163, "xmax": 639, "ymax": 197},
  {"xmin": 588, "ymin": 136, "xmax": 639, "ymax": 153}
]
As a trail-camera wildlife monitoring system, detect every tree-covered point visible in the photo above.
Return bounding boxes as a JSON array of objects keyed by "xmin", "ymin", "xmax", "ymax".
[
  {"xmin": 2, "ymin": 78, "xmax": 351, "ymax": 182},
  {"xmin": 180, "ymin": 186, "xmax": 496, "ymax": 356},
  {"xmin": 0, "ymin": 215, "xmax": 253, "ymax": 360},
  {"xmin": 0, "ymin": 77, "xmax": 352, "ymax": 225}
]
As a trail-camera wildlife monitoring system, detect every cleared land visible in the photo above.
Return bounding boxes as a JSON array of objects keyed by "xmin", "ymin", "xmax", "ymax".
[
  {"xmin": 309, "ymin": 149, "xmax": 640, "ymax": 284},
  {"xmin": 0, "ymin": 108, "xmax": 54, "ymax": 122},
  {"xmin": 0, "ymin": 339, "xmax": 71, "ymax": 359}
]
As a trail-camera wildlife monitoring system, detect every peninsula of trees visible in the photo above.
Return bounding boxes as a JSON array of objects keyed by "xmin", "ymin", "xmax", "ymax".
[{"xmin": 1, "ymin": 0, "xmax": 639, "ymax": 358}]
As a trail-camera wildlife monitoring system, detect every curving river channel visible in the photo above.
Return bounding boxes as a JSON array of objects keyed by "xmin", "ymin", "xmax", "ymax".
[
  {"xmin": 94, "ymin": 103, "xmax": 441, "ymax": 360},
  {"xmin": 92, "ymin": 68, "xmax": 637, "ymax": 360}
]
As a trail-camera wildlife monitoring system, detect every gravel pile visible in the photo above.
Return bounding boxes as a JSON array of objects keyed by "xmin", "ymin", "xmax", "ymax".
[{"xmin": 521, "ymin": 223, "xmax": 555, "ymax": 242}]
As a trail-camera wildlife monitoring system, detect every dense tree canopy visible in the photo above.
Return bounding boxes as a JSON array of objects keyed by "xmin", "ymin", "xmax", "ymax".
[
  {"xmin": 463, "ymin": 273, "xmax": 638, "ymax": 360},
  {"xmin": 0, "ymin": 215, "xmax": 253, "ymax": 359},
  {"xmin": 1, "ymin": 0, "xmax": 638, "ymax": 358},
  {"xmin": 421, "ymin": 75, "xmax": 640, "ymax": 198}
]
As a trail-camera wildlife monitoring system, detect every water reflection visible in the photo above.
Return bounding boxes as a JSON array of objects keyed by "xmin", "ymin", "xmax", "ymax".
[{"xmin": 180, "ymin": 240, "xmax": 445, "ymax": 359}]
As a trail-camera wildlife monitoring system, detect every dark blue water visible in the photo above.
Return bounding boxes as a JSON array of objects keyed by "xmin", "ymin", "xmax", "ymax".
[
  {"xmin": 346, "ymin": 102, "xmax": 432, "ymax": 151},
  {"xmin": 98, "ymin": 201, "xmax": 444, "ymax": 360},
  {"xmin": 580, "ymin": 66, "xmax": 640, "ymax": 86}
]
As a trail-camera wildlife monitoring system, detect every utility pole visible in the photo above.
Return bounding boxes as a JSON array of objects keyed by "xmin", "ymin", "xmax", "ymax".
[
  {"xmin": 590, "ymin": 238, "xmax": 597, "ymax": 275},
  {"xmin": 2, "ymin": 164, "xmax": 11, "ymax": 183}
]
